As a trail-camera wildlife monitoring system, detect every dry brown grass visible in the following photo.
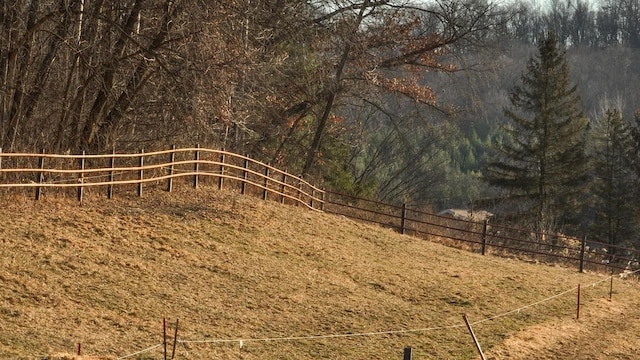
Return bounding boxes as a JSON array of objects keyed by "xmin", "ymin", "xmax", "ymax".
[{"xmin": 1, "ymin": 186, "xmax": 639, "ymax": 359}]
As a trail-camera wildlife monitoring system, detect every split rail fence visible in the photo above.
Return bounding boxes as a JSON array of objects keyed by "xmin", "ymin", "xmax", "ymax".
[{"xmin": 1, "ymin": 147, "xmax": 638, "ymax": 275}]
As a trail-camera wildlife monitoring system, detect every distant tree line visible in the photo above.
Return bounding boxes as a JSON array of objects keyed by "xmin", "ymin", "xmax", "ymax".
[{"xmin": 494, "ymin": 0, "xmax": 640, "ymax": 48}]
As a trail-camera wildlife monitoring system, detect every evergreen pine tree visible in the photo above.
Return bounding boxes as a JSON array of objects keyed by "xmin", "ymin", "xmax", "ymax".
[
  {"xmin": 484, "ymin": 32, "xmax": 589, "ymax": 235},
  {"xmin": 590, "ymin": 109, "xmax": 636, "ymax": 253}
]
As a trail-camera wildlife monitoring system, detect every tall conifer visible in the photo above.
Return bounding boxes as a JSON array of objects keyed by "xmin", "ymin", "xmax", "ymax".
[{"xmin": 484, "ymin": 32, "xmax": 589, "ymax": 234}]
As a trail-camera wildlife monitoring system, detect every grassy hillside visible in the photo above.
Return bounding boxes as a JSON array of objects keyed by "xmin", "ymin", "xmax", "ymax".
[{"xmin": 1, "ymin": 186, "xmax": 639, "ymax": 359}]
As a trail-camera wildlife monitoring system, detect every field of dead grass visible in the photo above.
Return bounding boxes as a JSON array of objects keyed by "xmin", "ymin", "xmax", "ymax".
[{"xmin": 1, "ymin": 186, "xmax": 639, "ymax": 359}]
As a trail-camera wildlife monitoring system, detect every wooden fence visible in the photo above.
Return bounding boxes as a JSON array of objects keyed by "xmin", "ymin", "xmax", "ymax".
[
  {"xmin": 0, "ymin": 147, "xmax": 324, "ymax": 210},
  {"xmin": 1, "ymin": 147, "xmax": 638, "ymax": 275}
]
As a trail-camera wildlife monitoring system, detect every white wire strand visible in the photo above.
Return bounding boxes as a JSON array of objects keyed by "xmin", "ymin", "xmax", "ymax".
[
  {"xmin": 176, "ymin": 268, "xmax": 640, "ymax": 347},
  {"xmin": 117, "ymin": 343, "xmax": 162, "ymax": 359}
]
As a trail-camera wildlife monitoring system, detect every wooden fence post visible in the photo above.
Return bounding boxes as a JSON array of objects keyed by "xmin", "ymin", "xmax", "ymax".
[
  {"xmin": 280, "ymin": 173, "xmax": 286, "ymax": 204},
  {"xmin": 241, "ymin": 156, "xmax": 249, "ymax": 195},
  {"xmin": 167, "ymin": 145, "xmax": 175, "ymax": 192},
  {"xmin": 0, "ymin": 147, "xmax": 3, "ymax": 175},
  {"xmin": 320, "ymin": 189, "xmax": 325, "ymax": 211},
  {"xmin": 138, "ymin": 149, "xmax": 144, "ymax": 197},
  {"xmin": 400, "ymin": 203, "xmax": 407, "ymax": 235},
  {"xmin": 297, "ymin": 177, "xmax": 303, "ymax": 206},
  {"xmin": 218, "ymin": 151, "xmax": 225, "ymax": 190},
  {"xmin": 78, "ymin": 151, "xmax": 85, "ymax": 203},
  {"xmin": 108, "ymin": 150, "xmax": 115, "ymax": 199},
  {"xmin": 193, "ymin": 144, "xmax": 200, "ymax": 189},
  {"xmin": 35, "ymin": 148, "xmax": 45, "ymax": 200},
  {"xmin": 481, "ymin": 220, "xmax": 488, "ymax": 255},
  {"xmin": 263, "ymin": 165, "xmax": 270, "ymax": 201},
  {"xmin": 310, "ymin": 188, "xmax": 315, "ymax": 208},
  {"xmin": 403, "ymin": 347, "xmax": 413, "ymax": 360},
  {"xmin": 579, "ymin": 236, "xmax": 587, "ymax": 273},
  {"xmin": 463, "ymin": 314, "xmax": 487, "ymax": 360}
]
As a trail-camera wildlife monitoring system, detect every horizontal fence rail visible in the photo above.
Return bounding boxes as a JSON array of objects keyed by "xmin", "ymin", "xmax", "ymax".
[
  {"xmin": 323, "ymin": 190, "xmax": 640, "ymax": 276},
  {"xmin": 2, "ymin": 147, "xmax": 638, "ymax": 276},
  {"xmin": 0, "ymin": 147, "xmax": 324, "ymax": 210}
]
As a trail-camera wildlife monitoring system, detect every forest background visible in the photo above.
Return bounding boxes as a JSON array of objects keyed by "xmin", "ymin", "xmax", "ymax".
[{"xmin": 2, "ymin": 0, "xmax": 640, "ymax": 248}]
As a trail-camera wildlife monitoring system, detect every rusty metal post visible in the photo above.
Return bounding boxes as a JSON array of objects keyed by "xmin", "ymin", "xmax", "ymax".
[{"xmin": 576, "ymin": 284, "xmax": 581, "ymax": 320}]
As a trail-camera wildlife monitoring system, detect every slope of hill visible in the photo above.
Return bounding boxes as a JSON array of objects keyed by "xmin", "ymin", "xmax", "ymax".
[{"xmin": 1, "ymin": 186, "xmax": 639, "ymax": 359}]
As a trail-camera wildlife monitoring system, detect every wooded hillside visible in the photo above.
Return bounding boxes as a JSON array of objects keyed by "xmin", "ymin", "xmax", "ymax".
[{"xmin": 2, "ymin": 0, "xmax": 640, "ymax": 245}]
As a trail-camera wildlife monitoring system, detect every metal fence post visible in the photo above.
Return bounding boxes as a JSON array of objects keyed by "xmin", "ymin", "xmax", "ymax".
[
  {"xmin": 35, "ymin": 149, "xmax": 45, "ymax": 200},
  {"xmin": 400, "ymin": 203, "xmax": 407, "ymax": 235},
  {"xmin": 481, "ymin": 220, "xmax": 488, "ymax": 255},
  {"xmin": 579, "ymin": 236, "xmax": 587, "ymax": 273},
  {"xmin": 403, "ymin": 347, "xmax": 413, "ymax": 360}
]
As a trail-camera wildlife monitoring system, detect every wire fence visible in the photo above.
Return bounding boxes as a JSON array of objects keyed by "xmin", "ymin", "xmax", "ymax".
[
  {"xmin": 115, "ymin": 268, "xmax": 640, "ymax": 359},
  {"xmin": 323, "ymin": 190, "xmax": 640, "ymax": 275}
]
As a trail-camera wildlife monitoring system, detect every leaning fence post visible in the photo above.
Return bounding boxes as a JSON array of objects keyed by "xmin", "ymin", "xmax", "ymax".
[
  {"xmin": 463, "ymin": 314, "xmax": 487, "ymax": 360},
  {"xmin": 138, "ymin": 149, "xmax": 144, "ymax": 197},
  {"xmin": 77, "ymin": 151, "xmax": 85, "ymax": 203},
  {"xmin": 35, "ymin": 148, "xmax": 45, "ymax": 200},
  {"xmin": 400, "ymin": 203, "xmax": 407, "ymax": 235},
  {"xmin": 108, "ymin": 150, "xmax": 115, "ymax": 199},
  {"xmin": 579, "ymin": 236, "xmax": 587, "ymax": 273},
  {"xmin": 193, "ymin": 144, "xmax": 200, "ymax": 189},
  {"xmin": 481, "ymin": 220, "xmax": 488, "ymax": 255},
  {"xmin": 403, "ymin": 347, "xmax": 413, "ymax": 360},
  {"xmin": 167, "ymin": 145, "xmax": 175, "ymax": 192}
]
